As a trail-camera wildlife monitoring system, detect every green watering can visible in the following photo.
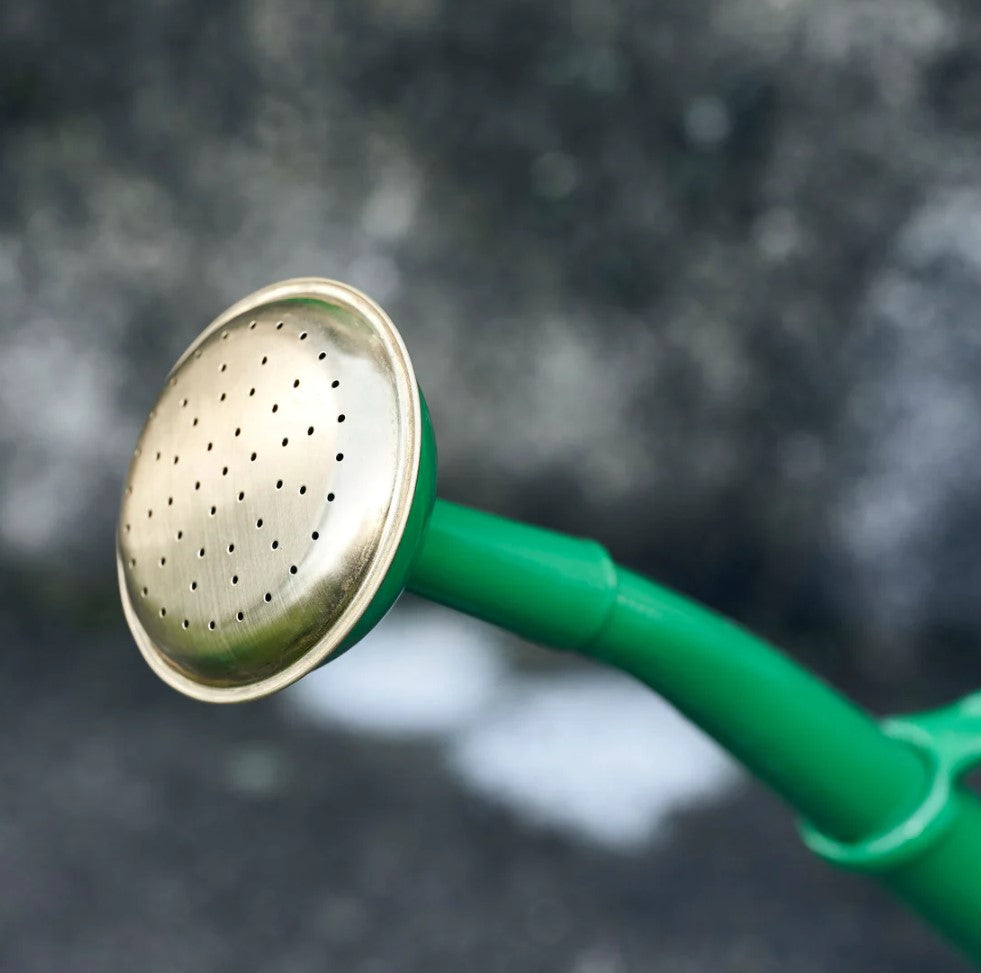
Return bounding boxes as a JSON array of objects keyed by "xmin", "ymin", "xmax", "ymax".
[{"xmin": 117, "ymin": 278, "xmax": 981, "ymax": 965}]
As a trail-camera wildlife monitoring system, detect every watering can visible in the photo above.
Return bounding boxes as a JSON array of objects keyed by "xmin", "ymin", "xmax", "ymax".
[{"xmin": 117, "ymin": 278, "xmax": 981, "ymax": 965}]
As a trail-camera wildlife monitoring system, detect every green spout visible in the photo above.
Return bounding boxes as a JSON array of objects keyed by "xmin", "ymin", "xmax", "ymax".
[{"xmin": 405, "ymin": 499, "xmax": 981, "ymax": 965}]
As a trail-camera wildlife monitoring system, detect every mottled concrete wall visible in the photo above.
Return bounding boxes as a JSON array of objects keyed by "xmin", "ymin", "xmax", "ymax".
[{"xmin": 2, "ymin": 0, "xmax": 981, "ymax": 675}]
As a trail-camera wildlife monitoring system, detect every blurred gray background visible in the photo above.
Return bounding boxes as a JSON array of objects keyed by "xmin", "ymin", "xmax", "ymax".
[{"xmin": 2, "ymin": 0, "xmax": 981, "ymax": 970}]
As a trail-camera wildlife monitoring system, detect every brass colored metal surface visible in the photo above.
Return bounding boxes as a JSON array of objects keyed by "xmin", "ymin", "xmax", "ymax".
[{"xmin": 117, "ymin": 279, "xmax": 421, "ymax": 702}]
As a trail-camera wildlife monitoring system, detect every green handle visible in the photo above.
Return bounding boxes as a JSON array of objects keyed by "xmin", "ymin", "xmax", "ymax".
[{"xmin": 407, "ymin": 499, "xmax": 981, "ymax": 964}]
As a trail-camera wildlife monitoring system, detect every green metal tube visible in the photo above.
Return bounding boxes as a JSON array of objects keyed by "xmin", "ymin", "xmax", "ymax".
[
  {"xmin": 408, "ymin": 500, "xmax": 924, "ymax": 838},
  {"xmin": 589, "ymin": 567, "xmax": 924, "ymax": 841},
  {"xmin": 407, "ymin": 499, "xmax": 981, "ymax": 962}
]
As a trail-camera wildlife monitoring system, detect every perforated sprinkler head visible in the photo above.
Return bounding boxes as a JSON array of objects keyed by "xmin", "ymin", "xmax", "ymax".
[{"xmin": 117, "ymin": 279, "xmax": 436, "ymax": 702}]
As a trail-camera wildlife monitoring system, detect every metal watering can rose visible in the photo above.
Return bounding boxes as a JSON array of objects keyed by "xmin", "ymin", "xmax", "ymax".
[{"xmin": 117, "ymin": 278, "xmax": 981, "ymax": 966}]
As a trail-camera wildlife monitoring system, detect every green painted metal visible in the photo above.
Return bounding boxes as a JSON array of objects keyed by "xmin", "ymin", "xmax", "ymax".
[
  {"xmin": 334, "ymin": 392, "xmax": 437, "ymax": 656},
  {"xmin": 404, "ymin": 499, "xmax": 981, "ymax": 965}
]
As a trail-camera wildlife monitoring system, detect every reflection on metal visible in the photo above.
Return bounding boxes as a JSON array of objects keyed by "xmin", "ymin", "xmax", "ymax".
[{"xmin": 117, "ymin": 279, "xmax": 420, "ymax": 702}]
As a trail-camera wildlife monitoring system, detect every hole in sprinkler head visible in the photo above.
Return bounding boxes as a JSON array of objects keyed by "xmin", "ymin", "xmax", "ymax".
[
  {"xmin": 249, "ymin": 388, "xmax": 255, "ymax": 397},
  {"xmin": 147, "ymin": 509, "xmax": 153, "ymax": 518},
  {"xmin": 332, "ymin": 380, "xmax": 339, "ymax": 389},
  {"xmin": 238, "ymin": 491, "xmax": 245, "ymax": 501},
  {"xmin": 198, "ymin": 548, "xmax": 205, "ymax": 558},
  {"xmin": 210, "ymin": 505, "xmax": 216, "ymax": 516},
  {"xmin": 160, "ymin": 607, "xmax": 166, "ymax": 617},
  {"xmin": 327, "ymin": 493, "xmax": 335, "ymax": 502},
  {"xmin": 307, "ymin": 426, "xmax": 314, "ymax": 436},
  {"xmin": 337, "ymin": 414, "xmax": 346, "ymax": 423},
  {"xmin": 209, "ymin": 620, "xmax": 216, "ymax": 630},
  {"xmin": 220, "ymin": 363, "xmax": 227, "ymax": 372},
  {"xmin": 180, "ymin": 398, "xmax": 188, "ymax": 407},
  {"xmin": 167, "ymin": 497, "xmax": 173, "ymax": 506},
  {"xmin": 222, "ymin": 466, "xmax": 228, "ymax": 476},
  {"xmin": 250, "ymin": 452, "xmax": 257, "ymax": 462},
  {"xmin": 261, "ymin": 356, "xmax": 268, "ymax": 365},
  {"xmin": 222, "ymin": 331, "xmax": 229, "ymax": 340},
  {"xmin": 311, "ymin": 531, "xmax": 319, "ymax": 540},
  {"xmin": 289, "ymin": 565, "xmax": 298, "ymax": 575},
  {"xmin": 336, "ymin": 453, "xmax": 343, "ymax": 461},
  {"xmin": 318, "ymin": 352, "xmax": 326, "ymax": 360},
  {"xmin": 195, "ymin": 481, "xmax": 201, "ymax": 490},
  {"xmin": 190, "ymin": 581, "xmax": 197, "ymax": 591},
  {"xmin": 299, "ymin": 485, "xmax": 306, "ymax": 495},
  {"xmin": 220, "ymin": 393, "xmax": 226, "ymax": 402},
  {"xmin": 271, "ymin": 403, "xmax": 278, "ymax": 413},
  {"xmin": 264, "ymin": 592, "xmax": 272, "ymax": 602},
  {"xmin": 231, "ymin": 575, "xmax": 239, "ymax": 585},
  {"xmin": 182, "ymin": 619, "xmax": 189, "ymax": 629},
  {"xmin": 256, "ymin": 518, "xmax": 263, "ymax": 529},
  {"xmin": 276, "ymin": 321, "xmax": 283, "ymax": 330},
  {"xmin": 249, "ymin": 320, "xmax": 256, "ymax": 329},
  {"xmin": 155, "ymin": 451, "xmax": 161, "ymax": 460},
  {"xmin": 228, "ymin": 543, "xmax": 235, "ymax": 553},
  {"xmin": 176, "ymin": 530, "xmax": 183, "ymax": 540},
  {"xmin": 299, "ymin": 331, "xmax": 308, "ymax": 341},
  {"xmin": 276, "ymin": 480, "xmax": 283, "ymax": 489},
  {"xmin": 293, "ymin": 379, "xmax": 300, "ymax": 388},
  {"xmin": 236, "ymin": 611, "xmax": 244, "ymax": 622},
  {"xmin": 282, "ymin": 437, "xmax": 289, "ymax": 447},
  {"xmin": 207, "ymin": 442, "xmax": 213, "ymax": 451},
  {"xmin": 141, "ymin": 587, "xmax": 148, "ymax": 597},
  {"xmin": 234, "ymin": 428, "xmax": 241, "ymax": 437},
  {"xmin": 271, "ymin": 540, "xmax": 279, "ymax": 550},
  {"xmin": 192, "ymin": 417, "xmax": 198, "ymax": 426}
]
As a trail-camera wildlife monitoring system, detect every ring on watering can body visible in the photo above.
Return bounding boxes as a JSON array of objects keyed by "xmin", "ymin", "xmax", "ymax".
[{"xmin": 799, "ymin": 695, "xmax": 981, "ymax": 872}]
